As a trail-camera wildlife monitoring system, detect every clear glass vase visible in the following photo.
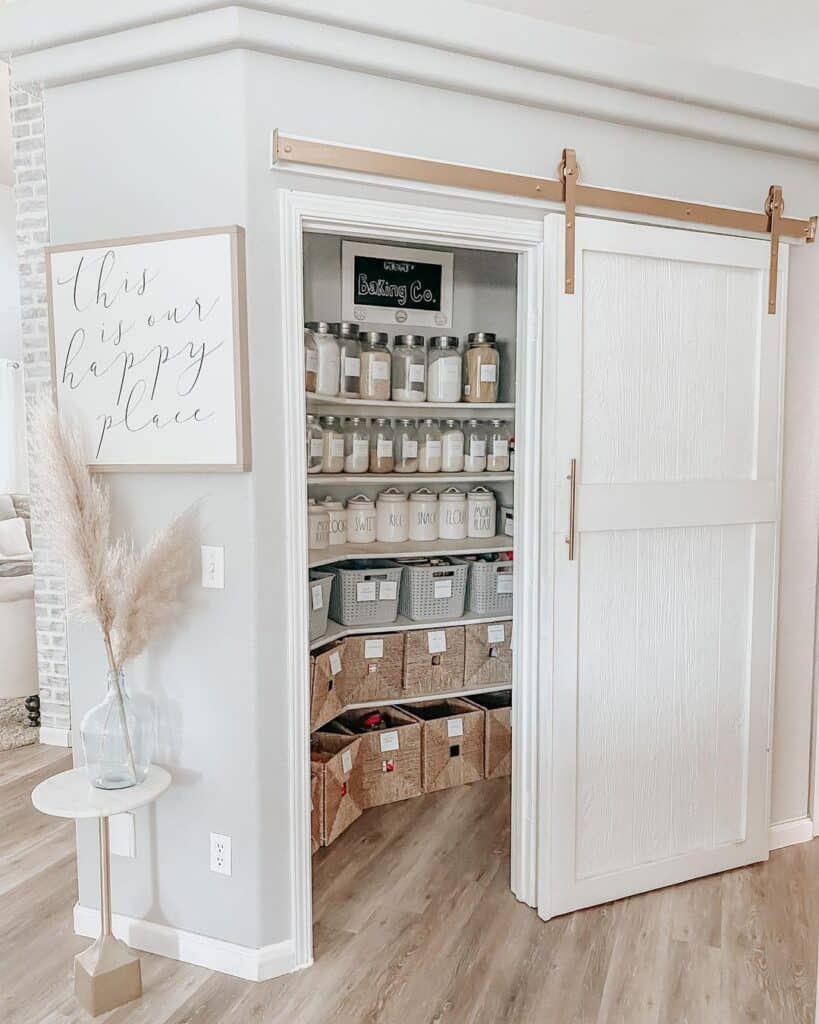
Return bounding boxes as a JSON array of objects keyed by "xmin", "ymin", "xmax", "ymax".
[{"xmin": 80, "ymin": 669, "xmax": 154, "ymax": 790}]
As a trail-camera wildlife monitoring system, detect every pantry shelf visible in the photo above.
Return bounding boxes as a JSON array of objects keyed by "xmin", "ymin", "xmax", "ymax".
[
  {"xmin": 307, "ymin": 472, "xmax": 515, "ymax": 487},
  {"xmin": 310, "ymin": 610, "xmax": 513, "ymax": 650},
  {"xmin": 308, "ymin": 535, "xmax": 513, "ymax": 569},
  {"xmin": 306, "ymin": 393, "xmax": 515, "ymax": 418},
  {"xmin": 343, "ymin": 682, "xmax": 513, "ymax": 712}
]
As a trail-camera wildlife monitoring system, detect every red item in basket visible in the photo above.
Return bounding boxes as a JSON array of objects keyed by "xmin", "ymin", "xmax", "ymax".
[{"xmin": 361, "ymin": 712, "xmax": 384, "ymax": 730}]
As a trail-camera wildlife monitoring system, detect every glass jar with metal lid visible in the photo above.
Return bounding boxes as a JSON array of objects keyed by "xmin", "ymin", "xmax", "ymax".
[
  {"xmin": 440, "ymin": 419, "xmax": 465, "ymax": 472},
  {"xmin": 320, "ymin": 414, "xmax": 345, "ymax": 473},
  {"xmin": 464, "ymin": 419, "xmax": 488, "ymax": 472},
  {"xmin": 306, "ymin": 413, "xmax": 323, "ymax": 474},
  {"xmin": 392, "ymin": 334, "xmax": 427, "ymax": 402},
  {"xmin": 329, "ymin": 321, "xmax": 362, "ymax": 398},
  {"xmin": 463, "ymin": 332, "xmax": 499, "ymax": 403},
  {"xmin": 369, "ymin": 417, "xmax": 395, "ymax": 473},
  {"xmin": 417, "ymin": 418, "xmax": 442, "ymax": 473},
  {"xmin": 427, "ymin": 336, "xmax": 461, "ymax": 403},
  {"xmin": 359, "ymin": 332, "xmax": 392, "ymax": 401},
  {"xmin": 394, "ymin": 418, "xmax": 419, "ymax": 473},
  {"xmin": 486, "ymin": 419, "xmax": 512, "ymax": 471},
  {"xmin": 343, "ymin": 416, "xmax": 370, "ymax": 473},
  {"xmin": 305, "ymin": 321, "xmax": 340, "ymax": 397}
]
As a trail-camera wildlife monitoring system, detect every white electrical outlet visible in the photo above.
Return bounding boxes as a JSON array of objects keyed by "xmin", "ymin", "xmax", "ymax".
[
  {"xmin": 210, "ymin": 832, "xmax": 232, "ymax": 876},
  {"xmin": 201, "ymin": 546, "xmax": 225, "ymax": 589},
  {"xmin": 109, "ymin": 813, "xmax": 135, "ymax": 858}
]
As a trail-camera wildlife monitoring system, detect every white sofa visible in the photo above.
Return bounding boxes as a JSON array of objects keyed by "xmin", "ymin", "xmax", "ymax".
[{"xmin": 0, "ymin": 495, "xmax": 37, "ymax": 700}]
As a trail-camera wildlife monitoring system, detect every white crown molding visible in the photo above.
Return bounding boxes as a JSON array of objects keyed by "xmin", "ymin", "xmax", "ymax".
[{"xmin": 2, "ymin": 2, "xmax": 819, "ymax": 161}]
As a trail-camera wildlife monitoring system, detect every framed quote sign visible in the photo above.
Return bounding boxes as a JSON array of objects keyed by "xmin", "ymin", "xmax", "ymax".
[
  {"xmin": 341, "ymin": 241, "xmax": 453, "ymax": 328},
  {"xmin": 46, "ymin": 226, "xmax": 250, "ymax": 472}
]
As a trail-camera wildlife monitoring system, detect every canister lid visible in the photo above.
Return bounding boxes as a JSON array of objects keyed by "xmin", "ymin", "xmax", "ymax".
[
  {"xmin": 394, "ymin": 334, "xmax": 425, "ymax": 346},
  {"xmin": 410, "ymin": 488, "xmax": 435, "ymax": 500},
  {"xmin": 429, "ymin": 336, "xmax": 460, "ymax": 350},
  {"xmin": 468, "ymin": 486, "xmax": 494, "ymax": 498},
  {"xmin": 439, "ymin": 487, "xmax": 465, "ymax": 501},
  {"xmin": 467, "ymin": 332, "xmax": 496, "ymax": 345},
  {"xmin": 328, "ymin": 322, "xmax": 359, "ymax": 338},
  {"xmin": 305, "ymin": 321, "xmax": 332, "ymax": 333},
  {"xmin": 348, "ymin": 494, "xmax": 375, "ymax": 507},
  {"xmin": 322, "ymin": 498, "xmax": 345, "ymax": 510},
  {"xmin": 378, "ymin": 487, "xmax": 407, "ymax": 501},
  {"xmin": 359, "ymin": 331, "xmax": 389, "ymax": 346}
]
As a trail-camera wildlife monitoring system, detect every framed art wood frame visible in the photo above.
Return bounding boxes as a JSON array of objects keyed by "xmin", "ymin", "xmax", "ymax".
[{"xmin": 45, "ymin": 225, "xmax": 251, "ymax": 473}]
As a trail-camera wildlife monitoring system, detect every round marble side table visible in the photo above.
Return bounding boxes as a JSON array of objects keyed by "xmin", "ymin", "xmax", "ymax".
[{"xmin": 31, "ymin": 766, "xmax": 171, "ymax": 1017}]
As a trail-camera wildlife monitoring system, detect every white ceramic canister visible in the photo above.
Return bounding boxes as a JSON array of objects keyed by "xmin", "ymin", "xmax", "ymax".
[
  {"xmin": 438, "ymin": 487, "xmax": 467, "ymax": 540},
  {"xmin": 322, "ymin": 497, "xmax": 348, "ymax": 546},
  {"xmin": 408, "ymin": 488, "xmax": 439, "ymax": 542},
  {"xmin": 347, "ymin": 494, "xmax": 377, "ymax": 544},
  {"xmin": 467, "ymin": 486, "xmax": 496, "ymax": 539},
  {"xmin": 376, "ymin": 487, "xmax": 409, "ymax": 543},
  {"xmin": 308, "ymin": 503, "xmax": 330, "ymax": 550}
]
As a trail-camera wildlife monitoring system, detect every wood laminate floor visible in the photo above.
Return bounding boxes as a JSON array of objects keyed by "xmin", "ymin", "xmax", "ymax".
[{"xmin": 2, "ymin": 743, "xmax": 818, "ymax": 1024}]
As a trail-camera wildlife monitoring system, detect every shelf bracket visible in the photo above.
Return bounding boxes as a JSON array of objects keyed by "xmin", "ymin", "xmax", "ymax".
[
  {"xmin": 558, "ymin": 149, "xmax": 579, "ymax": 295},
  {"xmin": 766, "ymin": 184, "xmax": 783, "ymax": 315}
]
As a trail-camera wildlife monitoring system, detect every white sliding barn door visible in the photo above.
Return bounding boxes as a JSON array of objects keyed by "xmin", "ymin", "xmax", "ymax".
[{"xmin": 546, "ymin": 217, "xmax": 786, "ymax": 916}]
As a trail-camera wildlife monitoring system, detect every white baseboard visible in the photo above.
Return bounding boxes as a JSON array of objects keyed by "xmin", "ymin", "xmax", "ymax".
[
  {"xmin": 39, "ymin": 727, "xmax": 72, "ymax": 747},
  {"xmin": 769, "ymin": 816, "xmax": 814, "ymax": 851},
  {"xmin": 74, "ymin": 904, "xmax": 300, "ymax": 981}
]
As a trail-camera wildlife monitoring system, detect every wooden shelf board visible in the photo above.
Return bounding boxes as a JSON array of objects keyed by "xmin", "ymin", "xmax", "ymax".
[
  {"xmin": 343, "ymin": 683, "xmax": 512, "ymax": 711},
  {"xmin": 308, "ymin": 535, "xmax": 513, "ymax": 569},
  {"xmin": 307, "ymin": 472, "xmax": 514, "ymax": 486},
  {"xmin": 310, "ymin": 610, "xmax": 513, "ymax": 650},
  {"xmin": 307, "ymin": 393, "xmax": 515, "ymax": 418}
]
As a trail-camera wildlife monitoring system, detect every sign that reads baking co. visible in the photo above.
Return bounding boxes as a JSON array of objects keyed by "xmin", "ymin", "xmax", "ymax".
[
  {"xmin": 46, "ymin": 226, "xmax": 250, "ymax": 471},
  {"xmin": 341, "ymin": 241, "xmax": 453, "ymax": 328}
]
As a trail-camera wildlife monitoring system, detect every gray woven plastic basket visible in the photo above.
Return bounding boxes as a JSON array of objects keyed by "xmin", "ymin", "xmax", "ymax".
[
  {"xmin": 328, "ymin": 560, "xmax": 403, "ymax": 626},
  {"xmin": 464, "ymin": 558, "xmax": 514, "ymax": 615},
  {"xmin": 394, "ymin": 559, "xmax": 468, "ymax": 622},
  {"xmin": 308, "ymin": 570, "xmax": 335, "ymax": 641}
]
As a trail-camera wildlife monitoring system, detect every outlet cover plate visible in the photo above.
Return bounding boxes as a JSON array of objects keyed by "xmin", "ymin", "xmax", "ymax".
[
  {"xmin": 210, "ymin": 832, "xmax": 232, "ymax": 875},
  {"xmin": 201, "ymin": 546, "xmax": 225, "ymax": 589}
]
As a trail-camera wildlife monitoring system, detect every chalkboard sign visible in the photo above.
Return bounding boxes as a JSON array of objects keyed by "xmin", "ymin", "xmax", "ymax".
[
  {"xmin": 46, "ymin": 226, "xmax": 250, "ymax": 472},
  {"xmin": 342, "ymin": 241, "xmax": 453, "ymax": 328}
]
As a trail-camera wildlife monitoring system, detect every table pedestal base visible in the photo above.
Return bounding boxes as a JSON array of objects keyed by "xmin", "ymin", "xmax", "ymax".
[{"xmin": 74, "ymin": 933, "xmax": 142, "ymax": 1017}]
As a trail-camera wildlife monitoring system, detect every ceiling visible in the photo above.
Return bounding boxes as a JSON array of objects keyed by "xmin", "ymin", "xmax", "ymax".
[{"xmin": 471, "ymin": 0, "xmax": 819, "ymax": 88}]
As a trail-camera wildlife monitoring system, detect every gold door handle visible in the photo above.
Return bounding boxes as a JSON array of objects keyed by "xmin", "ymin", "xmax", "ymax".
[{"xmin": 565, "ymin": 459, "xmax": 577, "ymax": 561}]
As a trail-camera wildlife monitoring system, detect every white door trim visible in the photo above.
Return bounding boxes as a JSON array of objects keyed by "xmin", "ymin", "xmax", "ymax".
[{"xmin": 279, "ymin": 188, "xmax": 546, "ymax": 970}]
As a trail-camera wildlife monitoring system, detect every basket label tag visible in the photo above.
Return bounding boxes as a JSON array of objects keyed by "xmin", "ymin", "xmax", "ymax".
[
  {"xmin": 496, "ymin": 573, "xmax": 514, "ymax": 594},
  {"xmin": 433, "ymin": 579, "xmax": 453, "ymax": 599},
  {"xmin": 380, "ymin": 730, "xmax": 399, "ymax": 752},
  {"xmin": 311, "ymin": 584, "xmax": 324, "ymax": 611},
  {"xmin": 329, "ymin": 650, "xmax": 343, "ymax": 676},
  {"xmin": 341, "ymin": 749, "xmax": 353, "ymax": 774},
  {"xmin": 357, "ymin": 581, "xmax": 377, "ymax": 602},
  {"xmin": 379, "ymin": 580, "xmax": 398, "ymax": 600},
  {"xmin": 428, "ymin": 630, "xmax": 447, "ymax": 654},
  {"xmin": 487, "ymin": 623, "xmax": 506, "ymax": 644},
  {"xmin": 364, "ymin": 638, "xmax": 384, "ymax": 659},
  {"xmin": 447, "ymin": 718, "xmax": 464, "ymax": 738},
  {"xmin": 504, "ymin": 518, "xmax": 514, "ymax": 536}
]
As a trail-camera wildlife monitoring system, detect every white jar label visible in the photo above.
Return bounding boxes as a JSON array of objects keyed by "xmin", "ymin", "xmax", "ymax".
[
  {"xmin": 377, "ymin": 439, "xmax": 393, "ymax": 458},
  {"xmin": 470, "ymin": 439, "xmax": 487, "ymax": 457},
  {"xmin": 330, "ymin": 438, "xmax": 344, "ymax": 458},
  {"xmin": 372, "ymin": 360, "xmax": 390, "ymax": 381},
  {"xmin": 496, "ymin": 573, "xmax": 514, "ymax": 594},
  {"xmin": 487, "ymin": 623, "xmax": 506, "ymax": 644},
  {"xmin": 309, "ymin": 439, "xmax": 323, "ymax": 457},
  {"xmin": 403, "ymin": 440, "xmax": 418, "ymax": 458},
  {"xmin": 409, "ymin": 364, "xmax": 426, "ymax": 384},
  {"xmin": 364, "ymin": 638, "xmax": 384, "ymax": 659},
  {"xmin": 380, "ymin": 731, "xmax": 400, "ymax": 753},
  {"xmin": 504, "ymin": 518, "xmax": 514, "ymax": 536},
  {"xmin": 425, "ymin": 440, "xmax": 442, "ymax": 457},
  {"xmin": 311, "ymin": 584, "xmax": 324, "ymax": 610},
  {"xmin": 440, "ymin": 361, "xmax": 460, "ymax": 384},
  {"xmin": 341, "ymin": 750, "xmax": 353, "ymax": 774},
  {"xmin": 493, "ymin": 439, "xmax": 508, "ymax": 456},
  {"xmin": 447, "ymin": 718, "xmax": 464, "ymax": 738},
  {"xmin": 353, "ymin": 439, "xmax": 369, "ymax": 458},
  {"xmin": 427, "ymin": 630, "xmax": 447, "ymax": 654},
  {"xmin": 433, "ymin": 578, "xmax": 453, "ymax": 599},
  {"xmin": 379, "ymin": 580, "xmax": 398, "ymax": 600},
  {"xmin": 345, "ymin": 357, "xmax": 361, "ymax": 378},
  {"xmin": 329, "ymin": 650, "xmax": 342, "ymax": 676},
  {"xmin": 480, "ymin": 363, "xmax": 497, "ymax": 383},
  {"xmin": 357, "ymin": 581, "xmax": 377, "ymax": 602},
  {"xmin": 306, "ymin": 350, "xmax": 318, "ymax": 372},
  {"xmin": 443, "ymin": 436, "xmax": 464, "ymax": 457}
]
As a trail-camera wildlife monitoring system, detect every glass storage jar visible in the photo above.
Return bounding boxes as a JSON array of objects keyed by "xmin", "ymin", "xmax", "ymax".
[
  {"xmin": 487, "ymin": 419, "xmax": 511, "ymax": 471},
  {"xmin": 304, "ymin": 328, "xmax": 318, "ymax": 393},
  {"xmin": 463, "ymin": 332, "xmax": 499, "ymax": 403},
  {"xmin": 330, "ymin": 322, "xmax": 362, "ymax": 398},
  {"xmin": 347, "ymin": 494, "xmax": 377, "ymax": 544},
  {"xmin": 392, "ymin": 335, "xmax": 427, "ymax": 402},
  {"xmin": 308, "ymin": 501, "xmax": 331, "ymax": 549},
  {"xmin": 322, "ymin": 497, "xmax": 347, "ymax": 546},
  {"xmin": 369, "ymin": 417, "xmax": 395, "ymax": 473},
  {"xmin": 427, "ymin": 336, "xmax": 461, "ymax": 403},
  {"xmin": 467, "ymin": 486, "xmax": 496, "ymax": 538},
  {"xmin": 464, "ymin": 419, "xmax": 488, "ymax": 472},
  {"xmin": 440, "ymin": 419, "xmax": 465, "ymax": 473},
  {"xmin": 344, "ymin": 416, "xmax": 370, "ymax": 473},
  {"xmin": 394, "ymin": 418, "xmax": 419, "ymax": 474},
  {"xmin": 417, "ymin": 418, "xmax": 442, "ymax": 473},
  {"xmin": 306, "ymin": 321, "xmax": 340, "ymax": 397},
  {"xmin": 376, "ymin": 487, "xmax": 409, "ymax": 543},
  {"xmin": 408, "ymin": 488, "xmax": 439, "ymax": 541},
  {"xmin": 306, "ymin": 413, "xmax": 323, "ymax": 474},
  {"xmin": 359, "ymin": 332, "xmax": 392, "ymax": 401},
  {"xmin": 321, "ymin": 415, "xmax": 345, "ymax": 473},
  {"xmin": 438, "ymin": 487, "xmax": 467, "ymax": 540}
]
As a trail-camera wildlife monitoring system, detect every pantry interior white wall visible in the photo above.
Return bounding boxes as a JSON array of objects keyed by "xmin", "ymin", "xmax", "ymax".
[{"xmin": 7, "ymin": 0, "xmax": 818, "ymax": 967}]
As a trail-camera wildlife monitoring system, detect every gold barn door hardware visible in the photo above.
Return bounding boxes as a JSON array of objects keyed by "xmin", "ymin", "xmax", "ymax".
[
  {"xmin": 766, "ymin": 185, "xmax": 784, "ymax": 314},
  {"xmin": 273, "ymin": 133, "xmax": 817, "ymax": 312}
]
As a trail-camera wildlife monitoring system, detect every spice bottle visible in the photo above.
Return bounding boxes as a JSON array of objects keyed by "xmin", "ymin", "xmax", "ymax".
[
  {"xmin": 369, "ymin": 418, "xmax": 395, "ymax": 473},
  {"xmin": 427, "ymin": 336, "xmax": 461, "ymax": 403},
  {"xmin": 306, "ymin": 321, "xmax": 340, "ymax": 397},
  {"xmin": 394, "ymin": 418, "xmax": 419, "ymax": 474},
  {"xmin": 464, "ymin": 419, "xmax": 488, "ymax": 472},
  {"xmin": 487, "ymin": 419, "xmax": 511, "ymax": 471},
  {"xmin": 306, "ymin": 413, "xmax": 323, "ymax": 474},
  {"xmin": 417, "ymin": 418, "xmax": 442, "ymax": 473},
  {"xmin": 330, "ymin": 322, "xmax": 362, "ymax": 398},
  {"xmin": 344, "ymin": 416, "xmax": 370, "ymax": 473},
  {"xmin": 392, "ymin": 335, "xmax": 427, "ymax": 402},
  {"xmin": 441, "ymin": 419, "xmax": 465, "ymax": 473},
  {"xmin": 321, "ymin": 415, "xmax": 345, "ymax": 473},
  {"xmin": 359, "ymin": 332, "xmax": 392, "ymax": 401},
  {"xmin": 463, "ymin": 332, "xmax": 499, "ymax": 403}
]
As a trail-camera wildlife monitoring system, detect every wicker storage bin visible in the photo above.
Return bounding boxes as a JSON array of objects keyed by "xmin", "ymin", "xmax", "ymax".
[
  {"xmin": 310, "ymin": 767, "xmax": 321, "ymax": 855},
  {"xmin": 343, "ymin": 633, "xmax": 405, "ymax": 704},
  {"xmin": 310, "ymin": 641, "xmax": 348, "ymax": 731},
  {"xmin": 410, "ymin": 698, "xmax": 484, "ymax": 793},
  {"xmin": 310, "ymin": 731, "xmax": 364, "ymax": 846},
  {"xmin": 402, "ymin": 626, "xmax": 465, "ymax": 696},
  {"xmin": 308, "ymin": 571, "xmax": 335, "ymax": 642},
  {"xmin": 463, "ymin": 621, "xmax": 513, "ymax": 688},
  {"xmin": 395, "ymin": 559, "xmax": 468, "ymax": 622},
  {"xmin": 464, "ymin": 557, "xmax": 514, "ymax": 615},
  {"xmin": 339, "ymin": 706, "xmax": 422, "ymax": 808},
  {"xmin": 465, "ymin": 690, "xmax": 512, "ymax": 779},
  {"xmin": 329, "ymin": 560, "xmax": 403, "ymax": 626}
]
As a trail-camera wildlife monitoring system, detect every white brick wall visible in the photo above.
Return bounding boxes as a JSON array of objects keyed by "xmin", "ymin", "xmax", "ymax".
[{"xmin": 11, "ymin": 83, "xmax": 71, "ymax": 735}]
